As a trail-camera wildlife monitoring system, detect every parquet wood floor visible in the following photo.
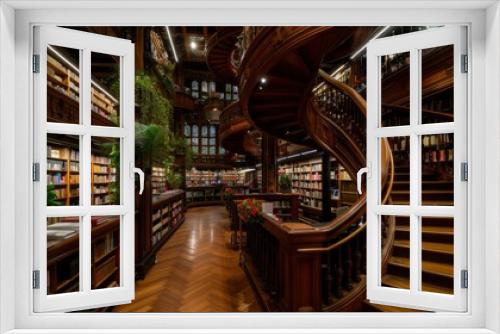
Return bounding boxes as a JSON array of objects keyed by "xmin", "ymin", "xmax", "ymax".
[{"xmin": 113, "ymin": 206, "xmax": 262, "ymax": 312}]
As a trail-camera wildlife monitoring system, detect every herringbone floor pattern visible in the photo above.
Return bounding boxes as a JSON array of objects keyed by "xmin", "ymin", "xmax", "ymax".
[{"xmin": 113, "ymin": 206, "xmax": 262, "ymax": 312}]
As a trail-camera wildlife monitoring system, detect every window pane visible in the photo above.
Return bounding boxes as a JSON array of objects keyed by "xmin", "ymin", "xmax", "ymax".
[
  {"xmin": 201, "ymin": 125, "xmax": 208, "ymax": 137},
  {"xmin": 91, "ymin": 215, "xmax": 120, "ymax": 289},
  {"xmin": 381, "ymin": 215, "xmax": 410, "ymax": 290},
  {"xmin": 421, "ymin": 45, "xmax": 454, "ymax": 124},
  {"xmin": 381, "ymin": 137, "xmax": 410, "ymax": 205},
  {"xmin": 381, "ymin": 52, "xmax": 410, "ymax": 127},
  {"xmin": 47, "ymin": 45, "xmax": 80, "ymax": 124},
  {"xmin": 421, "ymin": 134, "xmax": 454, "ymax": 206},
  {"xmin": 183, "ymin": 124, "xmax": 191, "ymax": 137},
  {"xmin": 91, "ymin": 137, "xmax": 120, "ymax": 205},
  {"xmin": 91, "ymin": 52, "xmax": 120, "ymax": 127},
  {"xmin": 420, "ymin": 216, "xmax": 454, "ymax": 294},
  {"xmin": 47, "ymin": 134, "xmax": 80, "ymax": 206},
  {"xmin": 47, "ymin": 216, "xmax": 80, "ymax": 294},
  {"xmin": 209, "ymin": 125, "xmax": 216, "ymax": 137}
]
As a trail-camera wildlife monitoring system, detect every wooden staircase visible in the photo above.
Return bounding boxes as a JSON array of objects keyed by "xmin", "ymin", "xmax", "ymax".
[
  {"xmin": 236, "ymin": 27, "xmax": 455, "ymax": 312},
  {"xmin": 382, "ymin": 166, "xmax": 454, "ymax": 296}
]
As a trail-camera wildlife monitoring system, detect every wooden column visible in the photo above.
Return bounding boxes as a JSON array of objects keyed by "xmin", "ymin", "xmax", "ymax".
[
  {"xmin": 135, "ymin": 27, "xmax": 144, "ymax": 71},
  {"xmin": 261, "ymin": 134, "xmax": 278, "ymax": 193},
  {"xmin": 321, "ymin": 152, "xmax": 333, "ymax": 222}
]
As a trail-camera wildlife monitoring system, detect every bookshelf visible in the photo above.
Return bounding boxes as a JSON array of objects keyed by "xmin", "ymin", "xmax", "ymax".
[
  {"xmin": 135, "ymin": 190, "xmax": 186, "ymax": 278},
  {"xmin": 91, "ymin": 154, "xmax": 118, "ymax": 205},
  {"xmin": 47, "ymin": 46, "xmax": 119, "ymax": 126},
  {"xmin": 47, "ymin": 137, "xmax": 119, "ymax": 206},
  {"xmin": 186, "ymin": 169, "xmax": 241, "ymax": 187},
  {"xmin": 47, "ymin": 140, "xmax": 80, "ymax": 206},
  {"xmin": 278, "ymin": 157, "xmax": 357, "ymax": 217},
  {"xmin": 151, "ymin": 166, "xmax": 167, "ymax": 195}
]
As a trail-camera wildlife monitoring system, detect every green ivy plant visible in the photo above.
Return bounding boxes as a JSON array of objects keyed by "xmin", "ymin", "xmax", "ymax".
[{"xmin": 47, "ymin": 184, "xmax": 62, "ymax": 206}]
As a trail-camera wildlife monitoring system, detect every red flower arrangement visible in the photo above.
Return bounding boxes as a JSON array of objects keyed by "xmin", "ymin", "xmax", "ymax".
[
  {"xmin": 224, "ymin": 187, "xmax": 234, "ymax": 199},
  {"xmin": 238, "ymin": 198, "xmax": 263, "ymax": 224}
]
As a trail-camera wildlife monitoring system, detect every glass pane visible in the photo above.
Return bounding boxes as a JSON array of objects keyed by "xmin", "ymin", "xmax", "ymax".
[
  {"xmin": 47, "ymin": 134, "xmax": 80, "ymax": 206},
  {"xmin": 201, "ymin": 125, "xmax": 208, "ymax": 137},
  {"xmin": 381, "ymin": 137, "xmax": 410, "ymax": 205},
  {"xmin": 192, "ymin": 125, "xmax": 199, "ymax": 137},
  {"xmin": 91, "ymin": 215, "xmax": 120, "ymax": 289},
  {"xmin": 47, "ymin": 45, "xmax": 80, "ymax": 124},
  {"xmin": 381, "ymin": 215, "xmax": 410, "ymax": 290},
  {"xmin": 201, "ymin": 138, "xmax": 208, "ymax": 145},
  {"xmin": 420, "ymin": 216, "xmax": 454, "ymax": 294},
  {"xmin": 47, "ymin": 216, "xmax": 80, "ymax": 294},
  {"xmin": 91, "ymin": 52, "xmax": 120, "ymax": 126},
  {"xmin": 209, "ymin": 138, "xmax": 216, "ymax": 145},
  {"xmin": 184, "ymin": 124, "xmax": 191, "ymax": 137},
  {"xmin": 381, "ymin": 52, "xmax": 410, "ymax": 127},
  {"xmin": 421, "ymin": 134, "xmax": 454, "ymax": 206},
  {"xmin": 209, "ymin": 125, "xmax": 216, "ymax": 137},
  {"xmin": 91, "ymin": 137, "xmax": 120, "ymax": 205},
  {"xmin": 421, "ymin": 45, "xmax": 454, "ymax": 124}
]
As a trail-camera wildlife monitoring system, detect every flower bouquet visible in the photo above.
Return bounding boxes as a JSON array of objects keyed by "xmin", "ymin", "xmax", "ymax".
[{"xmin": 238, "ymin": 198, "xmax": 263, "ymax": 225}]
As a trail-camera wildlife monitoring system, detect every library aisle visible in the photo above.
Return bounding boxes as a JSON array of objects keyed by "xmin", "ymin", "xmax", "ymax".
[{"xmin": 113, "ymin": 206, "xmax": 261, "ymax": 312}]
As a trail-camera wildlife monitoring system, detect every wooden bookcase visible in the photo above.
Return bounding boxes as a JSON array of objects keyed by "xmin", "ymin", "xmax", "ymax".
[
  {"xmin": 135, "ymin": 189, "xmax": 186, "ymax": 279},
  {"xmin": 47, "ymin": 47, "xmax": 119, "ymax": 126},
  {"xmin": 151, "ymin": 166, "xmax": 167, "ymax": 195},
  {"xmin": 47, "ymin": 139, "xmax": 119, "ymax": 206},
  {"xmin": 278, "ymin": 157, "xmax": 357, "ymax": 218},
  {"xmin": 47, "ymin": 216, "xmax": 120, "ymax": 295}
]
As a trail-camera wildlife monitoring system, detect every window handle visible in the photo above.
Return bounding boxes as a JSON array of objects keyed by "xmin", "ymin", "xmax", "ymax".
[
  {"xmin": 130, "ymin": 162, "xmax": 145, "ymax": 195},
  {"xmin": 357, "ymin": 164, "xmax": 370, "ymax": 195}
]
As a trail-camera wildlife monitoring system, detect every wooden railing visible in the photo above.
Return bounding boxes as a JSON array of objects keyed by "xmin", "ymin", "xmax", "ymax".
[{"xmin": 241, "ymin": 69, "xmax": 395, "ymax": 312}]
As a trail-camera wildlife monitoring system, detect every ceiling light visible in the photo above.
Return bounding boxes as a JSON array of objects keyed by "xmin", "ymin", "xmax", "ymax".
[
  {"xmin": 165, "ymin": 26, "xmax": 179, "ymax": 63},
  {"xmin": 350, "ymin": 26, "xmax": 391, "ymax": 60},
  {"xmin": 190, "ymin": 41, "xmax": 197, "ymax": 50},
  {"xmin": 260, "ymin": 77, "xmax": 267, "ymax": 84}
]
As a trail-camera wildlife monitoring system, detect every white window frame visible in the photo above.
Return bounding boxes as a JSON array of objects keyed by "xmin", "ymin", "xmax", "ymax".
[
  {"xmin": 365, "ymin": 26, "xmax": 468, "ymax": 312},
  {"xmin": 0, "ymin": 2, "xmax": 498, "ymax": 333},
  {"xmin": 33, "ymin": 26, "xmax": 136, "ymax": 312}
]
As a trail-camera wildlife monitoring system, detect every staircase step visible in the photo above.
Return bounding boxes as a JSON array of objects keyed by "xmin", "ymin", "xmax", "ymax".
[
  {"xmin": 394, "ymin": 240, "xmax": 453, "ymax": 255},
  {"xmin": 381, "ymin": 274, "xmax": 453, "ymax": 294},
  {"xmin": 396, "ymin": 225, "xmax": 453, "ymax": 236},
  {"xmin": 388, "ymin": 256, "xmax": 453, "ymax": 278}
]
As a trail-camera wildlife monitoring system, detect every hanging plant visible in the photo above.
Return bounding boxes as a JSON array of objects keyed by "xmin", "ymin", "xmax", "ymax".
[{"xmin": 135, "ymin": 72, "xmax": 173, "ymax": 130}]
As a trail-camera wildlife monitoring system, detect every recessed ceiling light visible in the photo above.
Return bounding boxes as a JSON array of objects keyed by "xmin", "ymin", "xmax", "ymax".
[{"xmin": 190, "ymin": 41, "xmax": 197, "ymax": 50}]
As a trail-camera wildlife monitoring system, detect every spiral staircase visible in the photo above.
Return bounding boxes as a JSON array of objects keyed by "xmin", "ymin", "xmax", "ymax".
[{"xmin": 209, "ymin": 27, "xmax": 454, "ymax": 311}]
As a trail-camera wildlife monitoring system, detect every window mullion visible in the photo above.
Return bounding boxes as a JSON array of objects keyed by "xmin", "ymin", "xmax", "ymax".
[
  {"xmin": 81, "ymin": 48, "xmax": 92, "ymax": 293},
  {"xmin": 409, "ymin": 48, "xmax": 421, "ymax": 293}
]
